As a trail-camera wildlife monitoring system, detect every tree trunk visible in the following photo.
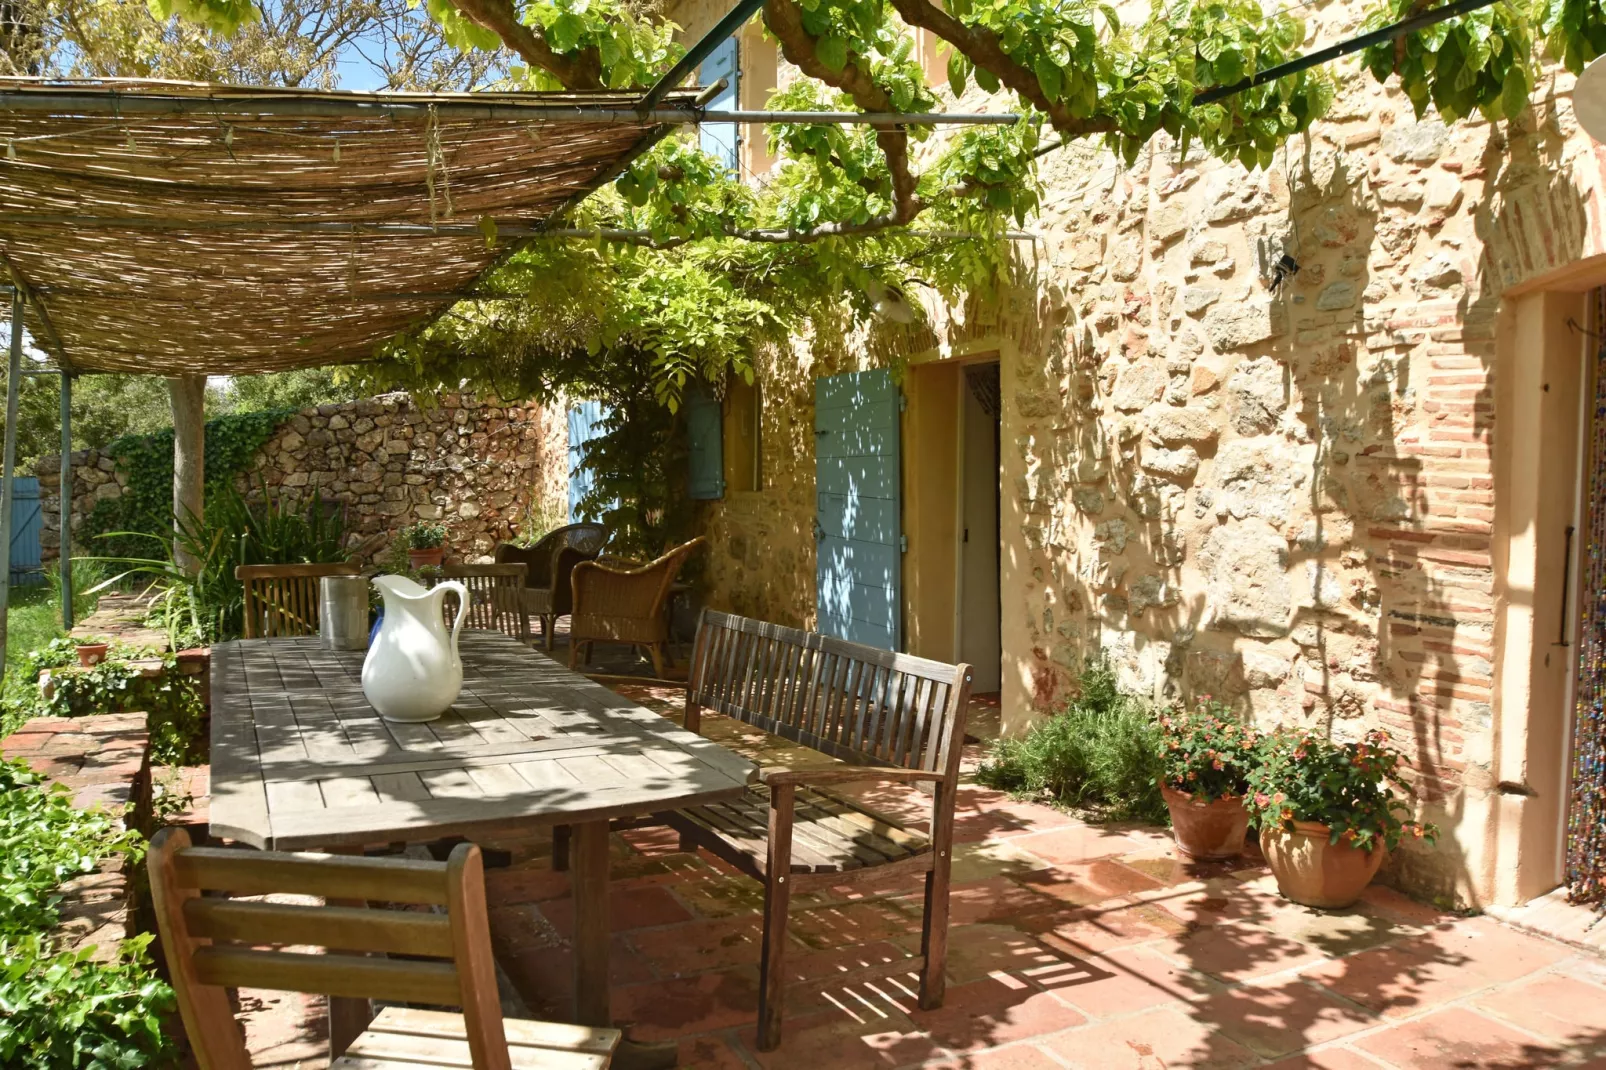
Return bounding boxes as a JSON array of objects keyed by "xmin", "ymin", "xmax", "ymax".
[{"xmin": 169, "ymin": 374, "xmax": 205, "ymax": 577}]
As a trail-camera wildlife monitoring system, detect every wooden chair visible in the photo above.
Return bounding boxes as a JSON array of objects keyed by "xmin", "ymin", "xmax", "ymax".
[
  {"xmin": 440, "ymin": 564, "xmax": 531, "ymax": 642},
  {"xmin": 567, "ymin": 537, "xmax": 704, "ymax": 677},
  {"xmin": 147, "ymin": 826, "xmax": 621, "ymax": 1069},
  {"xmin": 664, "ymin": 611, "xmax": 972, "ymax": 1049},
  {"xmin": 236, "ymin": 562, "xmax": 361, "ymax": 639},
  {"xmin": 494, "ymin": 524, "xmax": 608, "ymax": 650}
]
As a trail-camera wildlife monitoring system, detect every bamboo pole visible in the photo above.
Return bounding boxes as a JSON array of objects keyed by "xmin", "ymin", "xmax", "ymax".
[
  {"xmin": 59, "ymin": 370, "xmax": 71, "ymax": 630},
  {"xmin": 0, "ymin": 290, "xmax": 22, "ymax": 681}
]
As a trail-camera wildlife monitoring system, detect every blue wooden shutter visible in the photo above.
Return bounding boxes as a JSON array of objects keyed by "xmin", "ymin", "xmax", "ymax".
[
  {"xmin": 700, "ymin": 38, "xmax": 739, "ymax": 171},
  {"xmin": 686, "ymin": 386, "xmax": 724, "ymax": 500},
  {"xmin": 815, "ymin": 370, "xmax": 901, "ymax": 650},
  {"xmin": 567, "ymin": 401, "xmax": 608, "ymax": 518}
]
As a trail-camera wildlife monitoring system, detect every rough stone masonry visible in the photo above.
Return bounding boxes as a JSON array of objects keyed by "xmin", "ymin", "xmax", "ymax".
[{"xmin": 40, "ymin": 391, "xmax": 569, "ymax": 563}]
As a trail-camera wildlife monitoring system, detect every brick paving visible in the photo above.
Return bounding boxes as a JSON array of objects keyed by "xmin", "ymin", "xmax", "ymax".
[{"xmin": 167, "ymin": 676, "xmax": 1606, "ymax": 1068}]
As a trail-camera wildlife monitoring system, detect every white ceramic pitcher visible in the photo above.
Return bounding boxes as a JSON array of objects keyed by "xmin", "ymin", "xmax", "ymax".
[{"xmin": 362, "ymin": 574, "xmax": 469, "ymax": 723}]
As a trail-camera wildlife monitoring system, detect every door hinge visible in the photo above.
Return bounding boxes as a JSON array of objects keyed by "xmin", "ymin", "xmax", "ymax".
[
  {"xmin": 898, "ymin": 392, "xmax": 907, "ymax": 413},
  {"xmin": 899, "ymin": 534, "xmax": 908, "ymax": 552}
]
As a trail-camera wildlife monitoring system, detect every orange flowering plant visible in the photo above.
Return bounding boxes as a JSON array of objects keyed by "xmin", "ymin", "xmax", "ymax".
[
  {"xmin": 1159, "ymin": 699, "xmax": 1259, "ymax": 804},
  {"xmin": 1243, "ymin": 728, "xmax": 1439, "ymax": 852}
]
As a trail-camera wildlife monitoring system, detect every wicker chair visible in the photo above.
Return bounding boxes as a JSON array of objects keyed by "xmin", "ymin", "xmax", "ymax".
[
  {"xmin": 439, "ymin": 563, "xmax": 531, "ymax": 641},
  {"xmin": 568, "ymin": 537, "xmax": 704, "ymax": 677},
  {"xmin": 236, "ymin": 563, "xmax": 362, "ymax": 639},
  {"xmin": 493, "ymin": 523, "xmax": 608, "ymax": 650}
]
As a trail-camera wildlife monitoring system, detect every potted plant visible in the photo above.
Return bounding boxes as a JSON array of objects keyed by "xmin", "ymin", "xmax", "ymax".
[
  {"xmin": 74, "ymin": 635, "xmax": 111, "ymax": 668},
  {"xmin": 1245, "ymin": 728, "xmax": 1438, "ymax": 909},
  {"xmin": 402, "ymin": 521, "xmax": 447, "ymax": 569},
  {"xmin": 1159, "ymin": 700, "xmax": 1258, "ymax": 860}
]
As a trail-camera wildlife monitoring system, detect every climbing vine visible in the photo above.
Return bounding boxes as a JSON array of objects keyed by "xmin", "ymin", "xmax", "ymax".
[{"xmin": 77, "ymin": 408, "xmax": 292, "ymax": 559}]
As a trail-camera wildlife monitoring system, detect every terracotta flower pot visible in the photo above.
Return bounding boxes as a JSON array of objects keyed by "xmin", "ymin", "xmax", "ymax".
[
  {"xmin": 408, "ymin": 546, "xmax": 445, "ymax": 569},
  {"xmin": 76, "ymin": 642, "xmax": 109, "ymax": 668},
  {"xmin": 1260, "ymin": 819, "xmax": 1386, "ymax": 909},
  {"xmin": 1162, "ymin": 783, "xmax": 1249, "ymax": 860}
]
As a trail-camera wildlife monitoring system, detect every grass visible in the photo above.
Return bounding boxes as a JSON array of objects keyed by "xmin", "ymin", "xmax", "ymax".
[{"xmin": 1, "ymin": 566, "xmax": 108, "ymax": 739}]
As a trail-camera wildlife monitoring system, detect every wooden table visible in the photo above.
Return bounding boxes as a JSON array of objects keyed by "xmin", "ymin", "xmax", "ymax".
[{"xmin": 209, "ymin": 631, "xmax": 756, "ymax": 1050}]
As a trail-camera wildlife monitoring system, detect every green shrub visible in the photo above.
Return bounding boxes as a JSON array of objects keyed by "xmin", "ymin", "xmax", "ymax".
[
  {"xmin": 91, "ymin": 479, "xmax": 349, "ymax": 646},
  {"xmin": 976, "ymin": 659, "xmax": 1167, "ymax": 823},
  {"xmin": 0, "ymin": 757, "xmax": 176, "ymax": 1067}
]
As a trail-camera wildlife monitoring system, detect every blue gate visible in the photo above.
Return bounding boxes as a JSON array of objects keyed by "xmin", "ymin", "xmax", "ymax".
[
  {"xmin": 9, "ymin": 476, "xmax": 42, "ymax": 586},
  {"xmin": 815, "ymin": 370, "xmax": 901, "ymax": 651}
]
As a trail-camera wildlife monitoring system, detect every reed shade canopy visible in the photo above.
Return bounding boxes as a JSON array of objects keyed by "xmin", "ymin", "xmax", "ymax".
[{"xmin": 0, "ymin": 77, "xmax": 711, "ymax": 375}]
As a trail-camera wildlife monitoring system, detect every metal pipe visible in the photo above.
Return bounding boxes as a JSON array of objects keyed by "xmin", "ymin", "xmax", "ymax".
[
  {"xmin": 0, "ymin": 290, "xmax": 22, "ymax": 678},
  {"xmin": 638, "ymin": 0, "xmax": 769, "ymax": 114},
  {"xmin": 58, "ymin": 370, "xmax": 70, "ymax": 630},
  {"xmin": 1193, "ymin": 0, "xmax": 1499, "ymax": 105}
]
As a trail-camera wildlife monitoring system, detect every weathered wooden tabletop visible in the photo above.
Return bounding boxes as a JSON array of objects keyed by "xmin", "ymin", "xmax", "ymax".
[{"xmin": 209, "ymin": 631, "xmax": 756, "ymax": 851}]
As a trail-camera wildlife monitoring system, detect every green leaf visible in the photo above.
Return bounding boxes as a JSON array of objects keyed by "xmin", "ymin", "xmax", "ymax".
[
  {"xmin": 547, "ymin": 12, "xmax": 585, "ymax": 53},
  {"xmin": 947, "ymin": 50, "xmax": 968, "ymax": 97},
  {"xmin": 974, "ymin": 65, "xmax": 1001, "ymax": 93},
  {"xmin": 815, "ymin": 35, "xmax": 848, "ymax": 72},
  {"xmin": 1035, "ymin": 57, "xmax": 1063, "ymax": 101}
]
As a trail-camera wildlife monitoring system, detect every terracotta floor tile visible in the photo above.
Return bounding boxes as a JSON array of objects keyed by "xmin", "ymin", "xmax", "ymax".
[
  {"xmin": 1261, "ymin": 1049, "xmax": 1391, "ymax": 1070},
  {"xmin": 1150, "ymin": 922, "xmax": 1326, "ymax": 984},
  {"xmin": 735, "ymin": 1007, "xmax": 944, "ymax": 1070},
  {"xmin": 909, "ymin": 973, "xmax": 1087, "ymax": 1052},
  {"xmin": 1119, "ymin": 851, "xmax": 1268, "ymax": 890},
  {"xmin": 674, "ymin": 1034, "xmax": 752, "ymax": 1070},
  {"xmin": 536, "ymin": 883, "xmax": 694, "ymax": 937},
  {"xmin": 922, "ymin": 923, "xmax": 1094, "ymax": 986},
  {"xmin": 947, "ymin": 1044, "xmax": 1070, "ymax": 1070},
  {"xmin": 1304, "ymin": 917, "xmax": 1571, "ymax": 1018},
  {"xmin": 1471, "ymin": 968, "xmax": 1606, "ymax": 1050},
  {"xmin": 627, "ymin": 914, "xmax": 765, "ymax": 975},
  {"xmin": 1045, "ymin": 944, "xmax": 1211, "ymax": 1019},
  {"xmin": 1011, "ymin": 825, "xmax": 1150, "ymax": 867},
  {"xmin": 789, "ymin": 899, "xmax": 923, "ymax": 951},
  {"xmin": 494, "ymin": 938, "xmax": 654, "ymax": 1019},
  {"xmin": 1043, "ymin": 1004, "xmax": 1261, "ymax": 1069},
  {"xmin": 1355, "ymin": 1007, "xmax": 1564, "ymax": 1069},
  {"xmin": 485, "ymin": 862, "xmax": 570, "ymax": 905},
  {"xmin": 668, "ymin": 868, "xmax": 769, "ymax": 919},
  {"xmin": 611, "ymin": 969, "xmax": 763, "ymax": 1041},
  {"xmin": 1016, "ymin": 859, "xmax": 1167, "ymax": 907},
  {"xmin": 907, "ymin": 874, "xmax": 1064, "ymax": 928},
  {"xmin": 950, "ymin": 839, "xmax": 1058, "ymax": 884},
  {"xmin": 1036, "ymin": 897, "xmax": 1191, "ymax": 954},
  {"xmin": 1195, "ymin": 978, "xmax": 1378, "ymax": 1060},
  {"xmin": 952, "ymin": 786, "xmax": 1081, "ymax": 844}
]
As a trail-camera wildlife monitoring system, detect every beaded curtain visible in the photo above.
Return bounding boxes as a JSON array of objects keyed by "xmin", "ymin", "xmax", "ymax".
[{"xmin": 1569, "ymin": 287, "xmax": 1606, "ymax": 908}]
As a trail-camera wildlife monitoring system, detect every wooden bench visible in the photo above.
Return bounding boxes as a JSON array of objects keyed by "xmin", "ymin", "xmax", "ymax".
[{"xmin": 664, "ymin": 610, "xmax": 973, "ymax": 1050}]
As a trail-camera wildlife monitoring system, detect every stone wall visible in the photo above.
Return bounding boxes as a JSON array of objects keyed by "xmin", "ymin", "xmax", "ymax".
[
  {"xmin": 678, "ymin": 3, "xmax": 1606, "ymax": 906},
  {"xmin": 41, "ymin": 391, "xmax": 569, "ymax": 563}
]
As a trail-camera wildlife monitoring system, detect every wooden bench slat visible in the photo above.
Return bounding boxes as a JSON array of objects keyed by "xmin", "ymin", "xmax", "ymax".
[{"xmin": 370, "ymin": 1007, "xmax": 621, "ymax": 1056}]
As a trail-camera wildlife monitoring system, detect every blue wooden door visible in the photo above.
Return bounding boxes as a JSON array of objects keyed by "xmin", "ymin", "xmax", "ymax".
[
  {"xmin": 699, "ymin": 38, "xmax": 739, "ymax": 171},
  {"xmin": 685, "ymin": 385, "xmax": 724, "ymax": 499},
  {"xmin": 567, "ymin": 401, "xmax": 608, "ymax": 519},
  {"xmin": 815, "ymin": 370, "xmax": 901, "ymax": 650},
  {"xmin": 9, "ymin": 476, "xmax": 41, "ymax": 585}
]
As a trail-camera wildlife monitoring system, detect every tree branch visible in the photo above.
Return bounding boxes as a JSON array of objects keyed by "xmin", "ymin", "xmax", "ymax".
[
  {"xmin": 762, "ymin": 0, "xmax": 922, "ymax": 224},
  {"xmin": 450, "ymin": 0, "xmax": 605, "ymax": 88},
  {"xmin": 887, "ymin": 0, "xmax": 1113, "ymax": 137}
]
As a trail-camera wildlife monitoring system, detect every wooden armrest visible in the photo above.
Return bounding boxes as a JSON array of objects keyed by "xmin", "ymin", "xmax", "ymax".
[{"xmin": 759, "ymin": 767, "xmax": 945, "ymax": 788}]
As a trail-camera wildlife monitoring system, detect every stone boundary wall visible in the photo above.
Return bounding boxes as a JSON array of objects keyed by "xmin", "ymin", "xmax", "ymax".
[
  {"xmin": 1, "ymin": 713, "xmax": 150, "ymax": 961},
  {"xmin": 40, "ymin": 391, "xmax": 569, "ymax": 564}
]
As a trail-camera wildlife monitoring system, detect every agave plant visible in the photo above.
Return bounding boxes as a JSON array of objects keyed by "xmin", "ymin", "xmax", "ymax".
[{"xmin": 84, "ymin": 479, "xmax": 350, "ymax": 645}]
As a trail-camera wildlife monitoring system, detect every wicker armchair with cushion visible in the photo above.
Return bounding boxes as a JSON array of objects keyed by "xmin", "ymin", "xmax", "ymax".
[
  {"xmin": 492, "ymin": 522, "xmax": 608, "ymax": 650},
  {"xmin": 568, "ymin": 537, "xmax": 705, "ymax": 677}
]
